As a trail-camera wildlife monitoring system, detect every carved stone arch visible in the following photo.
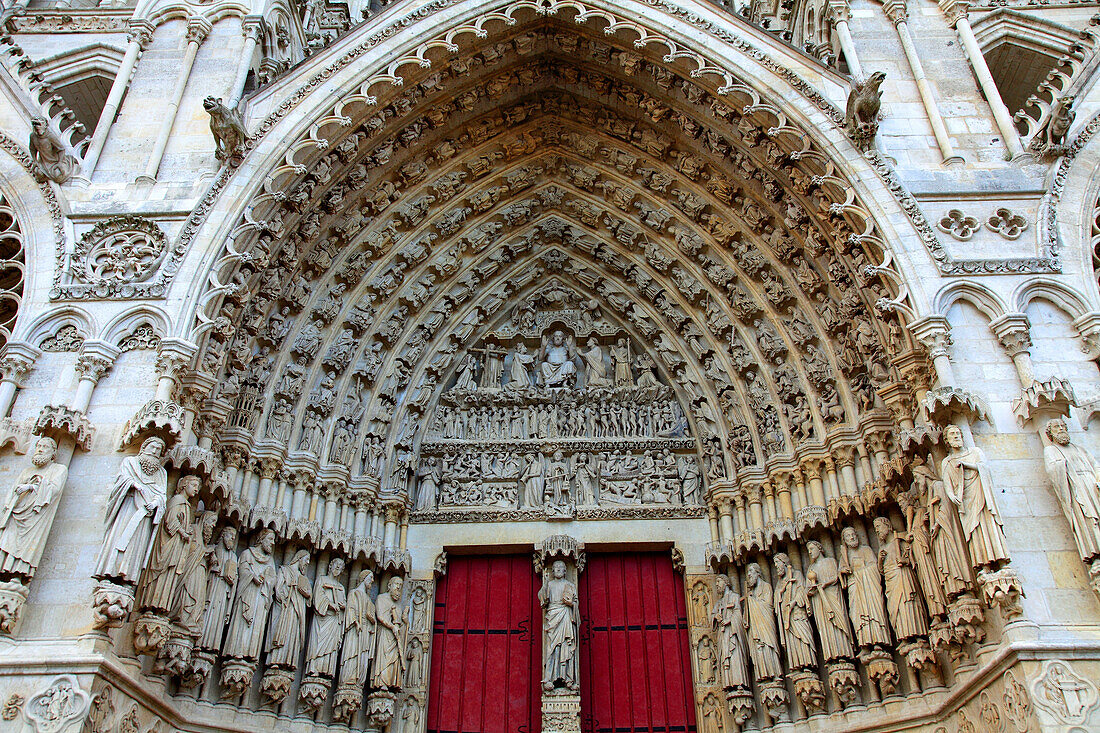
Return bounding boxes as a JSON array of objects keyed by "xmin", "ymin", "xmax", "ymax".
[
  {"xmin": 101, "ymin": 305, "xmax": 172, "ymax": 350},
  {"xmin": 27, "ymin": 307, "xmax": 95, "ymax": 353},
  {"xmin": 1012, "ymin": 277, "xmax": 1091, "ymax": 319},
  {"xmin": 1050, "ymin": 109, "xmax": 1100, "ymax": 303},
  {"xmin": 934, "ymin": 281, "xmax": 1010, "ymax": 322}
]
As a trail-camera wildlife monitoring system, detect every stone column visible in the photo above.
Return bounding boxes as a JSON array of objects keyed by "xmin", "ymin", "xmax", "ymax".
[
  {"xmin": 139, "ymin": 16, "xmax": 212, "ymax": 183},
  {"xmin": 991, "ymin": 313, "xmax": 1036, "ymax": 387},
  {"xmin": 535, "ymin": 535, "xmax": 585, "ymax": 733},
  {"xmin": 71, "ymin": 341, "xmax": 118, "ymax": 414},
  {"xmin": 882, "ymin": 0, "xmax": 962, "ymax": 165},
  {"xmin": 227, "ymin": 16, "xmax": 264, "ymax": 109},
  {"xmin": 940, "ymin": 0, "xmax": 1025, "ymax": 159},
  {"xmin": 83, "ymin": 19, "xmax": 154, "ymax": 176},
  {"xmin": 826, "ymin": 0, "xmax": 863, "ymax": 79},
  {"xmin": 0, "ymin": 341, "xmax": 39, "ymax": 418}
]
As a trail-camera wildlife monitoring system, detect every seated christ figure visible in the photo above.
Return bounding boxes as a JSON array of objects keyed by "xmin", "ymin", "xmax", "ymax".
[{"xmin": 539, "ymin": 330, "xmax": 577, "ymax": 388}]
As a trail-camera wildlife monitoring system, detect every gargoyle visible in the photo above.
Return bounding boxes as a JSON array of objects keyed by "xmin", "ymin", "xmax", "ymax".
[
  {"xmin": 204, "ymin": 96, "xmax": 247, "ymax": 165},
  {"xmin": 844, "ymin": 71, "xmax": 886, "ymax": 151}
]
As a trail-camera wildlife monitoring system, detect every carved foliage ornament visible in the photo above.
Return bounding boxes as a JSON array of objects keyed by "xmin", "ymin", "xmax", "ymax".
[{"xmin": 62, "ymin": 217, "xmax": 168, "ymax": 299}]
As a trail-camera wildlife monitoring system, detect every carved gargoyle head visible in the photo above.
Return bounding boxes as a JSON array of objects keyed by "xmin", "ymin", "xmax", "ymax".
[
  {"xmin": 864, "ymin": 70, "xmax": 886, "ymax": 92},
  {"xmin": 202, "ymin": 96, "xmax": 221, "ymax": 113}
]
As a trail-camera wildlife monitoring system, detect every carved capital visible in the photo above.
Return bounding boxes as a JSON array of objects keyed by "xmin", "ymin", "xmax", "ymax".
[
  {"xmin": 825, "ymin": 0, "xmax": 852, "ymax": 25},
  {"xmin": 127, "ymin": 19, "xmax": 155, "ymax": 47},
  {"xmin": 1073, "ymin": 311, "xmax": 1100, "ymax": 359},
  {"xmin": 155, "ymin": 338, "xmax": 198, "ymax": 381},
  {"xmin": 75, "ymin": 340, "xmax": 120, "ymax": 383},
  {"xmin": 989, "ymin": 313, "xmax": 1032, "ymax": 358},
  {"xmin": 0, "ymin": 342, "xmax": 39, "ymax": 385},
  {"xmin": 241, "ymin": 14, "xmax": 265, "ymax": 40},
  {"xmin": 909, "ymin": 316, "xmax": 953, "ymax": 361},
  {"xmin": 882, "ymin": 0, "xmax": 908, "ymax": 24},
  {"xmin": 222, "ymin": 445, "xmax": 248, "ymax": 470},
  {"xmin": 186, "ymin": 16, "xmax": 213, "ymax": 45},
  {"xmin": 259, "ymin": 459, "xmax": 282, "ymax": 481},
  {"xmin": 938, "ymin": 0, "xmax": 970, "ymax": 25}
]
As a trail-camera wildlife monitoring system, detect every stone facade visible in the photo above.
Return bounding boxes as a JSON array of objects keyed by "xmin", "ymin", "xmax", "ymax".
[{"xmin": 0, "ymin": 0, "xmax": 1097, "ymax": 730}]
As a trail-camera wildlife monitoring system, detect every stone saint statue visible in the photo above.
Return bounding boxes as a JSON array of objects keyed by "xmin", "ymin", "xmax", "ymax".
[
  {"xmin": 611, "ymin": 338, "xmax": 632, "ymax": 385},
  {"xmin": 743, "ymin": 563, "xmax": 783, "ymax": 679},
  {"xmin": 305, "ymin": 557, "xmax": 347, "ymax": 678},
  {"xmin": 539, "ymin": 560, "xmax": 579, "ymax": 691},
  {"xmin": 223, "ymin": 529, "xmax": 277, "ymax": 660},
  {"xmin": 338, "ymin": 569, "xmax": 377, "ymax": 689},
  {"xmin": 0, "ymin": 437, "xmax": 68, "ymax": 577},
  {"xmin": 873, "ymin": 517, "xmax": 928, "ymax": 641},
  {"xmin": 415, "ymin": 458, "xmax": 440, "ymax": 512},
  {"xmin": 266, "ymin": 550, "xmax": 312, "ymax": 668},
  {"xmin": 1043, "ymin": 419, "xmax": 1100, "ymax": 563},
  {"xmin": 453, "ymin": 354, "xmax": 479, "ymax": 391},
  {"xmin": 199, "ymin": 526, "xmax": 238, "ymax": 651},
  {"xmin": 923, "ymin": 455, "xmax": 972, "ymax": 599},
  {"xmin": 773, "ymin": 553, "xmax": 817, "ymax": 670},
  {"xmin": 805, "ymin": 540, "xmax": 854, "ymax": 661},
  {"xmin": 539, "ymin": 330, "xmax": 577, "ymax": 388},
  {"xmin": 711, "ymin": 574, "xmax": 749, "ymax": 690},
  {"xmin": 902, "ymin": 456, "xmax": 948, "ymax": 617},
  {"xmin": 372, "ymin": 576, "xmax": 406, "ymax": 689},
  {"xmin": 137, "ymin": 474, "xmax": 200, "ymax": 614},
  {"xmin": 506, "ymin": 342, "xmax": 535, "ymax": 390},
  {"xmin": 940, "ymin": 425, "xmax": 1009, "ymax": 570},
  {"xmin": 544, "ymin": 451, "xmax": 571, "ymax": 507},
  {"xmin": 581, "ymin": 339, "xmax": 610, "ymax": 387},
  {"xmin": 838, "ymin": 527, "xmax": 890, "ymax": 649},
  {"xmin": 176, "ymin": 511, "xmax": 218, "ymax": 634},
  {"xmin": 521, "ymin": 454, "xmax": 544, "ymax": 509},
  {"xmin": 94, "ymin": 437, "xmax": 169, "ymax": 585}
]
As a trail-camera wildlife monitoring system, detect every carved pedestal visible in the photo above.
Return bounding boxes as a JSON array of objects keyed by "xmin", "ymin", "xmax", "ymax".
[
  {"xmin": 978, "ymin": 566, "xmax": 1025, "ymax": 620},
  {"xmin": 298, "ymin": 674, "xmax": 329, "ymax": 713},
  {"xmin": 259, "ymin": 665, "xmax": 295, "ymax": 704},
  {"xmin": 0, "ymin": 579, "xmax": 29, "ymax": 634},
  {"xmin": 789, "ymin": 670, "xmax": 826, "ymax": 715},
  {"xmin": 948, "ymin": 595, "xmax": 986, "ymax": 645},
  {"xmin": 860, "ymin": 648, "xmax": 900, "ymax": 699},
  {"xmin": 333, "ymin": 683, "xmax": 363, "ymax": 724},
  {"xmin": 542, "ymin": 691, "xmax": 582, "ymax": 733},
  {"xmin": 219, "ymin": 657, "xmax": 257, "ymax": 700},
  {"xmin": 156, "ymin": 627, "xmax": 196, "ymax": 676},
  {"xmin": 759, "ymin": 678, "xmax": 790, "ymax": 723},
  {"xmin": 132, "ymin": 611, "xmax": 171, "ymax": 655},
  {"xmin": 725, "ymin": 688, "xmax": 754, "ymax": 724},
  {"xmin": 181, "ymin": 649, "xmax": 216, "ymax": 690},
  {"xmin": 90, "ymin": 579, "xmax": 134, "ymax": 632},
  {"xmin": 827, "ymin": 660, "xmax": 860, "ymax": 708},
  {"xmin": 367, "ymin": 690, "xmax": 397, "ymax": 728}
]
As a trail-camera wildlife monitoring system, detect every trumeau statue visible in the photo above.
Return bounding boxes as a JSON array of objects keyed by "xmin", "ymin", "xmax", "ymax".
[
  {"xmin": 805, "ymin": 540, "xmax": 854, "ymax": 661},
  {"xmin": 94, "ymin": 437, "xmax": 169, "ymax": 585},
  {"xmin": 1043, "ymin": 419, "xmax": 1100, "ymax": 563},
  {"xmin": 540, "ymin": 559, "xmax": 579, "ymax": 691},
  {"xmin": 711, "ymin": 574, "xmax": 749, "ymax": 690},
  {"xmin": 137, "ymin": 475, "xmax": 199, "ymax": 614},
  {"xmin": 266, "ymin": 550, "xmax": 311, "ymax": 668},
  {"xmin": 372, "ymin": 575, "xmax": 406, "ymax": 689},
  {"xmin": 305, "ymin": 557, "xmax": 347, "ymax": 678},
  {"xmin": 0, "ymin": 437, "xmax": 67, "ymax": 578},
  {"xmin": 199, "ymin": 526, "xmax": 238, "ymax": 651},
  {"xmin": 874, "ymin": 517, "xmax": 928, "ymax": 641},
  {"xmin": 338, "ymin": 569, "xmax": 377, "ymax": 689},
  {"xmin": 743, "ymin": 562, "xmax": 783, "ymax": 679},
  {"xmin": 224, "ymin": 530, "xmax": 277, "ymax": 660},
  {"xmin": 773, "ymin": 553, "xmax": 817, "ymax": 671},
  {"xmin": 839, "ymin": 527, "xmax": 890, "ymax": 649},
  {"xmin": 941, "ymin": 425, "xmax": 1009, "ymax": 570},
  {"xmin": 539, "ymin": 330, "xmax": 578, "ymax": 388}
]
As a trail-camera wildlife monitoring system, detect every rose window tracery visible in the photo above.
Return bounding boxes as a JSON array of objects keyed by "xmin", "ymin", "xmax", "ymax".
[{"xmin": 68, "ymin": 216, "xmax": 168, "ymax": 295}]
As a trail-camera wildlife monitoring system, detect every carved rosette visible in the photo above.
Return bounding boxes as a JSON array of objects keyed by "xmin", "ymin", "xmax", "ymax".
[
  {"xmin": 33, "ymin": 405, "xmax": 94, "ymax": 451},
  {"xmin": 0, "ymin": 579, "xmax": 29, "ymax": 634},
  {"xmin": 59, "ymin": 216, "xmax": 169, "ymax": 300},
  {"xmin": 118, "ymin": 399, "xmax": 185, "ymax": 450}
]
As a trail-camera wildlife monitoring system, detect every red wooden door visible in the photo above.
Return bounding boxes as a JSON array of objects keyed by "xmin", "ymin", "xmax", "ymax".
[
  {"xmin": 427, "ymin": 554, "xmax": 541, "ymax": 733},
  {"xmin": 579, "ymin": 552, "xmax": 696, "ymax": 733}
]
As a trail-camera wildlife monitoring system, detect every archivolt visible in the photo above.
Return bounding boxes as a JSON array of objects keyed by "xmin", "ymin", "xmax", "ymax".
[{"xmin": 189, "ymin": 22, "xmax": 922, "ymax": 520}]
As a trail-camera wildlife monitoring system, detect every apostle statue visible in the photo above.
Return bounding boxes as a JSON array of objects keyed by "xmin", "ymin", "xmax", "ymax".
[
  {"xmin": 198, "ymin": 526, "xmax": 238, "ymax": 652},
  {"xmin": 805, "ymin": 540, "xmax": 854, "ymax": 661},
  {"xmin": 373, "ymin": 576, "xmax": 406, "ymax": 689},
  {"xmin": 176, "ymin": 511, "xmax": 218, "ymax": 635},
  {"xmin": 0, "ymin": 436, "xmax": 68, "ymax": 578},
  {"xmin": 539, "ymin": 330, "xmax": 578, "ymax": 388},
  {"xmin": 773, "ymin": 553, "xmax": 817, "ymax": 671},
  {"xmin": 305, "ymin": 557, "xmax": 347, "ymax": 679},
  {"xmin": 743, "ymin": 563, "xmax": 783, "ymax": 679},
  {"xmin": 521, "ymin": 454, "xmax": 544, "ymax": 509},
  {"xmin": 1043, "ymin": 418, "xmax": 1100, "ymax": 564},
  {"xmin": 506, "ymin": 342, "xmax": 535, "ymax": 390},
  {"xmin": 874, "ymin": 517, "xmax": 928, "ymax": 641},
  {"xmin": 223, "ymin": 529, "xmax": 277, "ymax": 660},
  {"xmin": 901, "ymin": 456, "xmax": 948, "ymax": 617},
  {"xmin": 266, "ymin": 550, "xmax": 312, "ymax": 668},
  {"xmin": 838, "ymin": 527, "xmax": 890, "ymax": 649},
  {"xmin": 711, "ymin": 574, "xmax": 749, "ymax": 690},
  {"xmin": 540, "ymin": 560, "xmax": 578, "ymax": 691},
  {"xmin": 94, "ymin": 436, "xmax": 169, "ymax": 585},
  {"xmin": 573, "ymin": 453, "xmax": 598, "ymax": 506},
  {"xmin": 338, "ymin": 569, "xmax": 377, "ymax": 690},
  {"xmin": 611, "ymin": 338, "xmax": 632, "ymax": 386},
  {"xmin": 581, "ymin": 339, "xmax": 611, "ymax": 387},
  {"xmin": 136, "ymin": 474, "xmax": 200, "ymax": 614},
  {"xmin": 940, "ymin": 424, "xmax": 1009, "ymax": 570},
  {"xmin": 923, "ymin": 453, "xmax": 972, "ymax": 599},
  {"xmin": 415, "ymin": 458, "xmax": 441, "ymax": 512}
]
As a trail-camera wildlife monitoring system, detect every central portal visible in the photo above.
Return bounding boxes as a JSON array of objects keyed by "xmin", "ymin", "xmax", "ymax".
[{"xmin": 579, "ymin": 552, "xmax": 697, "ymax": 733}]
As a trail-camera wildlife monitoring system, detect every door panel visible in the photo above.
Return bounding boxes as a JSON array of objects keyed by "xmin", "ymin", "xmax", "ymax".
[
  {"xmin": 579, "ymin": 552, "xmax": 696, "ymax": 733},
  {"xmin": 427, "ymin": 555, "xmax": 541, "ymax": 733}
]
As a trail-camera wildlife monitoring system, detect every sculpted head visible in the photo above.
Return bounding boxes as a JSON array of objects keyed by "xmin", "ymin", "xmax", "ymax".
[
  {"xmin": 31, "ymin": 116, "xmax": 47, "ymax": 134},
  {"xmin": 291, "ymin": 549, "xmax": 310, "ymax": 568},
  {"xmin": 139, "ymin": 436, "xmax": 166, "ymax": 459},
  {"xmin": 873, "ymin": 517, "xmax": 892, "ymax": 541},
  {"xmin": 201, "ymin": 512, "xmax": 218, "ymax": 543},
  {"xmin": 257, "ymin": 528, "xmax": 276, "ymax": 554},
  {"xmin": 943, "ymin": 425, "xmax": 964, "ymax": 450},
  {"xmin": 746, "ymin": 562, "xmax": 762, "ymax": 585},
  {"xmin": 841, "ymin": 527, "xmax": 859, "ymax": 548},
  {"xmin": 358, "ymin": 569, "xmax": 374, "ymax": 588},
  {"xmin": 388, "ymin": 575, "xmax": 404, "ymax": 599},
  {"xmin": 329, "ymin": 557, "xmax": 345, "ymax": 577},
  {"xmin": 551, "ymin": 330, "xmax": 565, "ymax": 346},
  {"xmin": 31, "ymin": 436, "xmax": 57, "ymax": 467},
  {"xmin": 807, "ymin": 540, "xmax": 823, "ymax": 561},
  {"xmin": 1046, "ymin": 418, "xmax": 1071, "ymax": 446},
  {"xmin": 715, "ymin": 574, "xmax": 729, "ymax": 594},
  {"xmin": 774, "ymin": 553, "xmax": 790, "ymax": 577},
  {"xmin": 551, "ymin": 559, "xmax": 567, "ymax": 579},
  {"xmin": 178, "ymin": 474, "xmax": 201, "ymax": 498},
  {"xmin": 220, "ymin": 526, "xmax": 237, "ymax": 549}
]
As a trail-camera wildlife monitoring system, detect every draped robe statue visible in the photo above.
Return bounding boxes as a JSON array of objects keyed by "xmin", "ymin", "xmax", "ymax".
[
  {"xmin": 710, "ymin": 574, "xmax": 749, "ymax": 690},
  {"xmin": 805, "ymin": 541, "xmax": 854, "ymax": 661},
  {"xmin": 743, "ymin": 563, "xmax": 783, "ymax": 679},
  {"xmin": 199, "ymin": 527, "xmax": 238, "ymax": 651},
  {"xmin": 940, "ymin": 425, "xmax": 1009, "ymax": 570},
  {"xmin": 266, "ymin": 550, "xmax": 312, "ymax": 668},
  {"xmin": 338, "ymin": 569, "xmax": 377, "ymax": 689},
  {"xmin": 539, "ymin": 330, "xmax": 577, "ymax": 388},
  {"xmin": 874, "ymin": 517, "xmax": 928, "ymax": 640},
  {"xmin": 925, "ymin": 455, "xmax": 972, "ymax": 598},
  {"xmin": 373, "ymin": 576, "xmax": 406, "ymax": 689},
  {"xmin": 137, "ymin": 474, "xmax": 200, "ymax": 613},
  {"xmin": 94, "ymin": 437, "xmax": 168, "ymax": 585},
  {"xmin": 773, "ymin": 553, "xmax": 817, "ymax": 670},
  {"xmin": 581, "ymin": 339, "xmax": 610, "ymax": 387},
  {"xmin": 0, "ymin": 437, "xmax": 67, "ymax": 577},
  {"xmin": 223, "ymin": 530, "xmax": 277, "ymax": 659},
  {"xmin": 1043, "ymin": 419, "xmax": 1100, "ymax": 562},
  {"xmin": 611, "ymin": 338, "xmax": 632, "ymax": 385},
  {"xmin": 176, "ymin": 512, "xmax": 218, "ymax": 634},
  {"xmin": 839, "ymin": 527, "xmax": 890, "ymax": 648},
  {"xmin": 306, "ymin": 558, "xmax": 347, "ymax": 678},
  {"xmin": 521, "ymin": 454, "xmax": 544, "ymax": 508},
  {"xmin": 902, "ymin": 456, "xmax": 948, "ymax": 617},
  {"xmin": 507, "ymin": 343, "xmax": 535, "ymax": 390},
  {"xmin": 540, "ymin": 560, "xmax": 578, "ymax": 691}
]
